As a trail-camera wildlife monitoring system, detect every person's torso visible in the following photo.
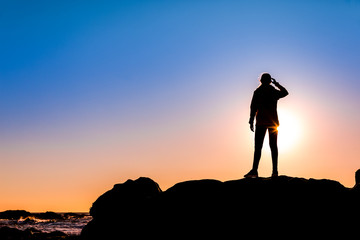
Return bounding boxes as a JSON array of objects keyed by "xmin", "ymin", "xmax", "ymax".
[{"xmin": 254, "ymin": 86, "xmax": 279, "ymax": 126}]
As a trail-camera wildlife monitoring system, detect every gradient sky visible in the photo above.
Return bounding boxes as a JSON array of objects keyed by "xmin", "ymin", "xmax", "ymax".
[{"xmin": 1, "ymin": 0, "xmax": 360, "ymax": 211}]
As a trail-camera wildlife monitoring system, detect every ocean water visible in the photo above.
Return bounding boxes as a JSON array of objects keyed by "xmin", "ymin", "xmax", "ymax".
[{"xmin": 0, "ymin": 213, "xmax": 92, "ymax": 235}]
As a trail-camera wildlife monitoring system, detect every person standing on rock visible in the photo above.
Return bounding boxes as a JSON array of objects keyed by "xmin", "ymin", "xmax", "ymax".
[{"xmin": 245, "ymin": 73, "xmax": 288, "ymax": 178}]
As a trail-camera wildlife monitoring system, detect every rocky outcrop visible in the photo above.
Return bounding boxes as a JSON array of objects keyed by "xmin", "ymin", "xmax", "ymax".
[
  {"xmin": 0, "ymin": 210, "xmax": 32, "ymax": 220},
  {"xmin": 81, "ymin": 172, "xmax": 360, "ymax": 239},
  {"xmin": 0, "ymin": 210, "xmax": 64, "ymax": 220},
  {"xmin": 89, "ymin": 177, "xmax": 162, "ymax": 220}
]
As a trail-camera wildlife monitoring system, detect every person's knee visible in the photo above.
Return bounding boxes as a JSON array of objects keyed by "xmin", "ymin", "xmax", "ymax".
[
  {"xmin": 269, "ymin": 142, "xmax": 278, "ymax": 151},
  {"xmin": 255, "ymin": 143, "xmax": 264, "ymax": 151}
]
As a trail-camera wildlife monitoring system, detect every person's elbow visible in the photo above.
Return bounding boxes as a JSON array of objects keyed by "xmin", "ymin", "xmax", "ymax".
[{"xmin": 281, "ymin": 89, "xmax": 289, "ymax": 97}]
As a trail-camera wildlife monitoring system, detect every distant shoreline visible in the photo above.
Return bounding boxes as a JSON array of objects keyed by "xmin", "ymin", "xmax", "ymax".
[{"xmin": 0, "ymin": 210, "xmax": 89, "ymax": 220}]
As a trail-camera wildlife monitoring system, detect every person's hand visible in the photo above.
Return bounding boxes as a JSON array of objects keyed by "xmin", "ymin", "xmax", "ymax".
[
  {"xmin": 249, "ymin": 122, "xmax": 254, "ymax": 132},
  {"xmin": 271, "ymin": 78, "xmax": 280, "ymax": 87}
]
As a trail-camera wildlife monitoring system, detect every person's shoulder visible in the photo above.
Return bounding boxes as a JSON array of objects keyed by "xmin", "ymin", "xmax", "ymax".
[
  {"xmin": 253, "ymin": 87, "xmax": 262, "ymax": 96},
  {"xmin": 254, "ymin": 85, "xmax": 265, "ymax": 92},
  {"xmin": 263, "ymin": 85, "xmax": 278, "ymax": 92}
]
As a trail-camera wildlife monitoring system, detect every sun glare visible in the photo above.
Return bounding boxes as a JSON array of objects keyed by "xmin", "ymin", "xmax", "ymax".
[{"xmin": 277, "ymin": 109, "xmax": 302, "ymax": 152}]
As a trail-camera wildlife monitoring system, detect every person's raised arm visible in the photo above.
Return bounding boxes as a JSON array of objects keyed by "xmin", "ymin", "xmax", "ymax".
[{"xmin": 272, "ymin": 78, "xmax": 288, "ymax": 98}]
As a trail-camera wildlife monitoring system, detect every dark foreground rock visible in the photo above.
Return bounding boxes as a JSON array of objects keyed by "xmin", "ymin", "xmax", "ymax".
[{"xmin": 81, "ymin": 173, "xmax": 360, "ymax": 239}]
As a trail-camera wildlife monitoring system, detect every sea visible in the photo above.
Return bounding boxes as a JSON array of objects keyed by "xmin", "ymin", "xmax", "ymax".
[{"xmin": 0, "ymin": 213, "xmax": 92, "ymax": 236}]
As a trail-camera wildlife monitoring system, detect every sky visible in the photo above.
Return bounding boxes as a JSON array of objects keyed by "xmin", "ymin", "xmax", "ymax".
[{"xmin": 1, "ymin": 0, "xmax": 360, "ymax": 212}]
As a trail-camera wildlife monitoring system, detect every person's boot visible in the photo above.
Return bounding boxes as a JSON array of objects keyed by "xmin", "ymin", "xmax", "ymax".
[
  {"xmin": 244, "ymin": 169, "xmax": 258, "ymax": 178},
  {"xmin": 271, "ymin": 171, "xmax": 278, "ymax": 178}
]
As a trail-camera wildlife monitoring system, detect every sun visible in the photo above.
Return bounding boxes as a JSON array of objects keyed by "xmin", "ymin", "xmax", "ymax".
[{"xmin": 276, "ymin": 109, "xmax": 302, "ymax": 152}]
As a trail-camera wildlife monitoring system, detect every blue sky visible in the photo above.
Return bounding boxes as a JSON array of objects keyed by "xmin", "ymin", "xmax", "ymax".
[
  {"xmin": 1, "ymin": 0, "xmax": 360, "ymax": 210},
  {"xmin": 2, "ymin": 0, "xmax": 359, "ymax": 134}
]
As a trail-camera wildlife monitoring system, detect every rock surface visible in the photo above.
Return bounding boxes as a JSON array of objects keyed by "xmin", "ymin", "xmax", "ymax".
[
  {"xmin": 0, "ymin": 210, "xmax": 64, "ymax": 220},
  {"xmin": 0, "ymin": 210, "xmax": 32, "ymax": 220},
  {"xmin": 81, "ymin": 172, "xmax": 360, "ymax": 239}
]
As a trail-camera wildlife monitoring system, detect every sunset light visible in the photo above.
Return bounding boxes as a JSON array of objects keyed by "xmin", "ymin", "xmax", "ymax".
[{"xmin": 277, "ymin": 109, "xmax": 302, "ymax": 152}]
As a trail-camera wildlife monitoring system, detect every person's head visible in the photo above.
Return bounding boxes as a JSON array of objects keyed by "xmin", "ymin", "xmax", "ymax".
[{"xmin": 259, "ymin": 73, "xmax": 272, "ymax": 85}]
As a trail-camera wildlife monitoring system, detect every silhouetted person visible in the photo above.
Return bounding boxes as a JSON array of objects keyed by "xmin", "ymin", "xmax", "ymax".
[{"xmin": 245, "ymin": 73, "xmax": 288, "ymax": 178}]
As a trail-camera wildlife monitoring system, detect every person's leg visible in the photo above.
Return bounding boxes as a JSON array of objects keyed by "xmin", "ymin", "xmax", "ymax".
[
  {"xmin": 269, "ymin": 127, "xmax": 278, "ymax": 175},
  {"xmin": 252, "ymin": 126, "xmax": 267, "ymax": 171}
]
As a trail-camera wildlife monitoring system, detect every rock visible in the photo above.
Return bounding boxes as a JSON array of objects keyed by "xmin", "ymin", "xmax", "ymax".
[
  {"xmin": 355, "ymin": 169, "xmax": 360, "ymax": 186},
  {"xmin": 35, "ymin": 211, "xmax": 64, "ymax": 220},
  {"xmin": 46, "ymin": 230, "xmax": 68, "ymax": 237},
  {"xmin": 89, "ymin": 177, "xmax": 162, "ymax": 220},
  {"xmin": 81, "ymin": 172, "xmax": 360, "ymax": 239},
  {"xmin": 23, "ymin": 227, "xmax": 42, "ymax": 234},
  {"xmin": 351, "ymin": 169, "xmax": 360, "ymax": 206},
  {"xmin": 63, "ymin": 212, "xmax": 84, "ymax": 219},
  {"xmin": 0, "ymin": 210, "xmax": 32, "ymax": 220},
  {"xmin": 0, "ymin": 226, "xmax": 31, "ymax": 239},
  {"xmin": 0, "ymin": 210, "xmax": 64, "ymax": 221},
  {"xmin": 82, "ymin": 177, "xmax": 162, "ymax": 239}
]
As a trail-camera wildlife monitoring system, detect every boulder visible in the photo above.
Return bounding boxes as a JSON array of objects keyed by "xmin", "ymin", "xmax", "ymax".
[
  {"xmin": 82, "ymin": 177, "xmax": 162, "ymax": 239},
  {"xmin": 89, "ymin": 177, "xmax": 162, "ymax": 220},
  {"xmin": 0, "ymin": 227, "xmax": 31, "ymax": 239},
  {"xmin": 0, "ymin": 210, "xmax": 32, "ymax": 220}
]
